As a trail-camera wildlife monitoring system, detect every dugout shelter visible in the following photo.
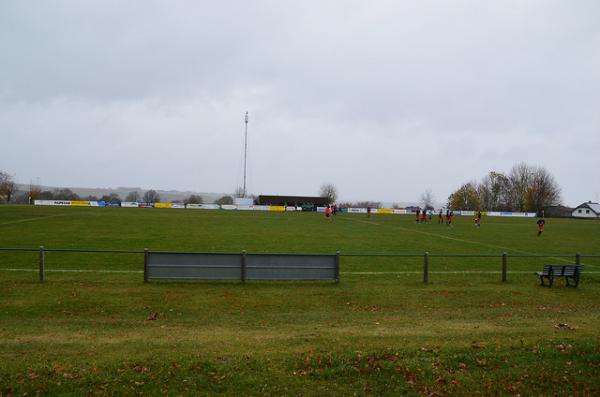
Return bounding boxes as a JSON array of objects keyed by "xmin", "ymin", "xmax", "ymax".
[{"xmin": 256, "ymin": 195, "xmax": 330, "ymax": 210}]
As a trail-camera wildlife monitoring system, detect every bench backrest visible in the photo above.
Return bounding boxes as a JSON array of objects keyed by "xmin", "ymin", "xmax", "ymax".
[
  {"xmin": 562, "ymin": 266, "xmax": 580, "ymax": 277},
  {"xmin": 544, "ymin": 264, "xmax": 581, "ymax": 277}
]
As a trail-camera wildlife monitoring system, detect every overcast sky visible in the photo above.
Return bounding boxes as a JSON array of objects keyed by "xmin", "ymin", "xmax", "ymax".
[{"xmin": 1, "ymin": 1, "xmax": 599, "ymax": 205}]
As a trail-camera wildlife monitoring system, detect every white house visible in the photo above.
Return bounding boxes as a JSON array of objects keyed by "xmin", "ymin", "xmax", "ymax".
[{"xmin": 572, "ymin": 202, "xmax": 600, "ymax": 218}]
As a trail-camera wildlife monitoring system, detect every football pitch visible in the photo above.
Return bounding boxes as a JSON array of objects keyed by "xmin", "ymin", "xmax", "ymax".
[{"xmin": 1, "ymin": 205, "xmax": 599, "ymax": 395}]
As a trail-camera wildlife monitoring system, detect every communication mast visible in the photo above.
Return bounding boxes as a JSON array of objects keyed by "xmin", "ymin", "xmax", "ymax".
[{"xmin": 243, "ymin": 111, "xmax": 249, "ymax": 198}]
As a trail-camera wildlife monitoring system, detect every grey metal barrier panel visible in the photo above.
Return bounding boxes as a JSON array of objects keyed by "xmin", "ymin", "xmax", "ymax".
[
  {"xmin": 147, "ymin": 253, "xmax": 241, "ymax": 280},
  {"xmin": 246, "ymin": 254, "xmax": 336, "ymax": 280}
]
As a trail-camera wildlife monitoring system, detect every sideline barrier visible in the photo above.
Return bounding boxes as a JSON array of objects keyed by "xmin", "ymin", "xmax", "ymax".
[
  {"xmin": 347, "ymin": 208, "xmax": 367, "ymax": 213},
  {"xmin": 2, "ymin": 247, "xmax": 597, "ymax": 285},
  {"xmin": 34, "ymin": 200, "xmax": 71, "ymax": 206},
  {"xmin": 145, "ymin": 251, "xmax": 339, "ymax": 282},
  {"xmin": 31, "ymin": 200, "xmax": 539, "ymax": 217},
  {"xmin": 486, "ymin": 211, "xmax": 537, "ymax": 218},
  {"xmin": 187, "ymin": 204, "xmax": 219, "ymax": 210}
]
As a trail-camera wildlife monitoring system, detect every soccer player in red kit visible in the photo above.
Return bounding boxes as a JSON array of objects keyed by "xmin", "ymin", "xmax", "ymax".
[
  {"xmin": 537, "ymin": 218, "xmax": 545, "ymax": 236},
  {"xmin": 325, "ymin": 206, "xmax": 332, "ymax": 221}
]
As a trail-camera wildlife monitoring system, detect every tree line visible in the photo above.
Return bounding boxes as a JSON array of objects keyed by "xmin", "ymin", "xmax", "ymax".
[
  {"xmin": 447, "ymin": 162, "xmax": 561, "ymax": 213},
  {"xmin": 0, "ymin": 172, "xmax": 213, "ymax": 205},
  {"xmin": 2, "ymin": 167, "xmax": 561, "ymax": 212}
]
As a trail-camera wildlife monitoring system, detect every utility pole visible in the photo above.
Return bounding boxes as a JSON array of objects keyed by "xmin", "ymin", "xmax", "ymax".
[{"xmin": 243, "ymin": 111, "xmax": 249, "ymax": 198}]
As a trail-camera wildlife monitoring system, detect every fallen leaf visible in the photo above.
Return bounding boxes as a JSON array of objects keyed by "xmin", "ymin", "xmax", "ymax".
[
  {"xmin": 554, "ymin": 323, "xmax": 572, "ymax": 330},
  {"xmin": 470, "ymin": 341, "xmax": 484, "ymax": 349},
  {"xmin": 146, "ymin": 312, "xmax": 159, "ymax": 321}
]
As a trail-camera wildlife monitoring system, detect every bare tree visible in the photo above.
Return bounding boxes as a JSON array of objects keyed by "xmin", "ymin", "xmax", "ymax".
[
  {"xmin": 214, "ymin": 195, "xmax": 234, "ymax": 205},
  {"xmin": 100, "ymin": 193, "xmax": 121, "ymax": 203},
  {"xmin": 142, "ymin": 190, "xmax": 160, "ymax": 203},
  {"xmin": 420, "ymin": 189, "xmax": 434, "ymax": 210},
  {"xmin": 28, "ymin": 183, "xmax": 42, "ymax": 204},
  {"xmin": 448, "ymin": 162, "xmax": 562, "ymax": 213},
  {"xmin": 38, "ymin": 191, "xmax": 54, "ymax": 200},
  {"xmin": 478, "ymin": 171, "xmax": 511, "ymax": 211},
  {"xmin": 508, "ymin": 162, "xmax": 533, "ymax": 212},
  {"xmin": 0, "ymin": 171, "xmax": 17, "ymax": 204},
  {"xmin": 125, "ymin": 191, "xmax": 140, "ymax": 202},
  {"xmin": 53, "ymin": 188, "xmax": 80, "ymax": 200},
  {"xmin": 526, "ymin": 167, "xmax": 561, "ymax": 213},
  {"xmin": 185, "ymin": 194, "xmax": 203, "ymax": 204},
  {"xmin": 319, "ymin": 183, "xmax": 338, "ymax": 204}
]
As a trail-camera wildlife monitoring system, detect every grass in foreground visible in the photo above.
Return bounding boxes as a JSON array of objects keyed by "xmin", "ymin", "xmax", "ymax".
[{"xmin": 1, "ymin": 206, "xmax": 599, "ymax": 395}]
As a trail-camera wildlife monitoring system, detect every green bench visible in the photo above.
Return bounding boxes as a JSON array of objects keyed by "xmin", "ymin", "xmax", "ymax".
[{"xmin": 535, "ymin": 264, "xmax": 582, "ymax": 288}]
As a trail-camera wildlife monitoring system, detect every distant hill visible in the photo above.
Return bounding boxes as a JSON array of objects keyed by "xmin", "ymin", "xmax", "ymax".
[{"xmin": 16, "ymin": 184, "xmax": 226, "ymax": 204}]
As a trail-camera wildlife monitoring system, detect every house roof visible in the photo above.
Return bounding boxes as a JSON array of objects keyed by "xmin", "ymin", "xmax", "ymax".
[{"xmin": 574, "ymin": 202, "xmax": 600, "ymax": 215}]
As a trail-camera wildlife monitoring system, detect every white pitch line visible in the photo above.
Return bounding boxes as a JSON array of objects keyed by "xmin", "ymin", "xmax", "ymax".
[
  {"xmin": 0, "ymin": 214, "xmax": 67, "ymax": 226},
  {"xmin": 343, "ymin": 271, "xmax": 600, "ymax": 275},
  {"xmin": 341, "ymin": 217, "xmax": 599, "ymax": 267}
]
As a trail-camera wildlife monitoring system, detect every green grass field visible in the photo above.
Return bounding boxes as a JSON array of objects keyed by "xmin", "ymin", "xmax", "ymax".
[{"xmin": 1, "ymin": 205, "xmax": 599, "ymax": 396}]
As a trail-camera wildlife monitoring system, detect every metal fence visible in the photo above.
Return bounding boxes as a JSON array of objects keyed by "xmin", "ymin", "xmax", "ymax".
[
  {"xmin": 1, "ymin": 247, "xmax": 599, "ymax": 284},
  {"xmin": 144, "ymin": 251, "xmax": 339, "ymax": 282}
]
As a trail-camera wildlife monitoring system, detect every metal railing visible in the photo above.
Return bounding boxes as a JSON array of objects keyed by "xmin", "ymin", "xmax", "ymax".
[{"xmin": 1, "ymin": 247, "xmax": 598, "ymax": 283}]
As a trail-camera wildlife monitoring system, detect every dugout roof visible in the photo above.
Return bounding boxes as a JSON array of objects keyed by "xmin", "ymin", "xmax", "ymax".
[{"xmin": 256, "ymin": 195, "xmax": 330, "ymax": 206}]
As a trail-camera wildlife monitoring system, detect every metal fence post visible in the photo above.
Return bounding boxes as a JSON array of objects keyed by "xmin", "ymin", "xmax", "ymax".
[
  {"xmin": 39, "ymin": 246, "xmax": 45, "ymax": 282},
  {"xmin": 423, "ymin": 252, "xmax": 429, "ymax": 284},
  {"xmin": 335, "ymin": 251, "xmax": 340, "ymax": 283},
  {"xmin": 502, "ymin": 252, "xmax": 507, "ymax": 282},
  {"xmin": 576, "ymin": 253, "xmax": 581, "ymax": 266},
  {"xmin": 143, "ymin": 248, "xmax": 149, "ymax": 283},
  {"xmin": 241, "ymin": 250, "xmax": 246, "ymax": 283}
]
